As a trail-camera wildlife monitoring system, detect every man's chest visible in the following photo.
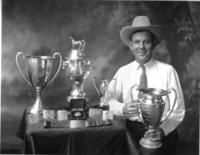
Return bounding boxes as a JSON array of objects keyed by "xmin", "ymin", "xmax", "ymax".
[{"xmin": 121, "ymin": 68, "xmax": 168, "ymax": 90}]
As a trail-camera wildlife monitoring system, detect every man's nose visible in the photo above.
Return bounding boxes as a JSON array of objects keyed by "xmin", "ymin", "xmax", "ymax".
[{"xmin": 139, "ymin": 42, "xmax": 145, "ymax": 48}]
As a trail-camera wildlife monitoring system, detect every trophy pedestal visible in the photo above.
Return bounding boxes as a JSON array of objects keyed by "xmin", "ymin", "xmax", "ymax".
[{"xmin": 139, "ymin": 137, "xmax": 162, "ymax": 149}]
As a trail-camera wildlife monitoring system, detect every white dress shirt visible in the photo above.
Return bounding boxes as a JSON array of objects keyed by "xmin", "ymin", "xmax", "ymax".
[{"xmin": 107, "ymin": 58, "xmax": 185, "ymax": 135}]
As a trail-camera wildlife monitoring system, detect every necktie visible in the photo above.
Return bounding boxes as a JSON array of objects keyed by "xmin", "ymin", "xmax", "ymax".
[{"xmin": 139, "ymin": 64, "xmax": 147, "ymax": 89}]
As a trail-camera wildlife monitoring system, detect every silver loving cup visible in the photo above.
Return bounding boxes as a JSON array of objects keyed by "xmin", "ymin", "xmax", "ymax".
[
  {"xmin": 92, "ymin": 78, "xmax": 109, "ymax": 107},
  {"xmin": 92, "ymin": 78, "xmax": 117, "ymax": 108},
  {"xmin": 63, "ymin": 37, "xmax": 91, "ymax": 101},
  {"xmin": 131, "ymin": 86, "xmax": 177, "ymax": 149},
  {"xmin": 16, "ymin": 51, "xmax": 62, "ymax": 114}
]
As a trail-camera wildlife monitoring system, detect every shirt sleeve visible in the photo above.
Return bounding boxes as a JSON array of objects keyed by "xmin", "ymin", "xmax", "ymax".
[
  {"xmin": 106, "ymin": 69, "xmax": 124, "ymax": 116},
  {"xmin": 160, "ymin": 67, "xmax": 185, "ymax": 135}
]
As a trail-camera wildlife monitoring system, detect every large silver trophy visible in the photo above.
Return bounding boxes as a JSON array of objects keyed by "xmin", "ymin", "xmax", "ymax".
[
  {"xmin": 63, "ymin": 37, "xmax": 91, "ymax": 120},
  {"xmin": 131, "ymin": 86, "xmax": 177, "ymax": 148},
  {"xmin": 16, "ymin": 52, "xmax": 62, "ymax": 115}
]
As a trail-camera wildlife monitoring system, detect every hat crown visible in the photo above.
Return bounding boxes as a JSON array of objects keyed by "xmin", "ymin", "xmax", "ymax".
[
  {"xmin": 132, "ymin": 16, "xmax": 151, "ymax": 27},
  {"xmin": 120, "ymin": 15, "xmax": 163, "ymax": 46}
]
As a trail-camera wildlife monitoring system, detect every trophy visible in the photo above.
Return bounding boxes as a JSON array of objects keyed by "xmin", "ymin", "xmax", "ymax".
[
  {"xmin": 93, "ymin": 78, "xmax": 117, "ymax": 121},
  {"xmin": 131, "ymin": 86, "xmax": 177, "ymax": 148},
  {"xmin": 92, "ymin": 78, "xmax": 109, "ymax": 109},
  {"xmin": 16, "ymin": 51, "xmax": 62, "ymax": 115},
  {"xmin": 63, "ymin": 37, "xmax": 91, "ymax": 120}
]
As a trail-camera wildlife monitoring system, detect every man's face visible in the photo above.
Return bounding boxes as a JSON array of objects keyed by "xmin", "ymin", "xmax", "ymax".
[{"xmin": 129, "ymin": 31, "xmax": 154, "ymax": 64}]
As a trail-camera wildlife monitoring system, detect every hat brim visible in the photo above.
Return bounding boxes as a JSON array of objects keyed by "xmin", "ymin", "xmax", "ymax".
[{"xmin": 120, "ymin": 25, "xmax": 164, "ymax": 46}]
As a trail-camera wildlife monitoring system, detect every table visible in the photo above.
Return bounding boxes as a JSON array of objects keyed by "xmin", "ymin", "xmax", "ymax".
[{"xmin": 20, "ymin": 117, "xmax": 140, "ymax": 155}]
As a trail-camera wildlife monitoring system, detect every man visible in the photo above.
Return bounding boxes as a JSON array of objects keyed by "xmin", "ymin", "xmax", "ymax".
[{"xmin": 107, "ymin": 16, "xmax": 185, "ymax": 155}]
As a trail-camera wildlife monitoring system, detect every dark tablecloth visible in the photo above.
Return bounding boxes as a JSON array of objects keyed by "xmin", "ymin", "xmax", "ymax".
[{"xmin": 21, "ymin": 118, "xmax": 139, "ymax": 155}]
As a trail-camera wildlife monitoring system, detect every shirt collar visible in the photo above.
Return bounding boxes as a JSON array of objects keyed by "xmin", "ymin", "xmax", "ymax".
[{"xmin": 135, "ymin": 58, "xmax": 154, "ymax": 70}]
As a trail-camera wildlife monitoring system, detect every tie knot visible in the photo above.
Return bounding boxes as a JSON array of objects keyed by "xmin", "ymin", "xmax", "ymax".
[{"xmin": 139, "ymin": 63, "xmax": 145, "ymax": 72}]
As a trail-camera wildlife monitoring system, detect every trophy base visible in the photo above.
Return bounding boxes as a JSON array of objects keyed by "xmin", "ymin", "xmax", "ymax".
[
  {"xmin": 69, "ymin": 120, "xmax": 86, "ymax": 128},
  {"xmin": 139, "ymin": 137, "xmax": 162, "ymax": 149},
  {"xmin": 69, "ymin": 119, "xmax": 112, "ymax": 129},
  {"xmin": 26, "ymin": 108, "xmax": 43, "ymax": 124},
  {"xmin": 68, "ymin": 98, "xmax": 88, "ymax": 120}
]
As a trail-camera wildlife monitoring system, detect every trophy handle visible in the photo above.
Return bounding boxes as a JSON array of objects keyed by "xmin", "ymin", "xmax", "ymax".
[
  {"xmin": 62, "ymin": 58, "xmax": 69, "ymax": 70},
  {"xmin": 130, "ymin": 84, "xmax": 144, "ymax": 123},
  {"xmin": 160, "ymin": 87, "xmax": 177, "ymax": 124},
  {"xmin": 92, "ymin": 77, "xmax": 102, "ymax": 97},
  {"xmin": 16, "ymin": 51, "xmax": 32, "ymax": 86},
  {"xmin": 130, "ymin": 84, "xmax": 139, "ymax": 103},
  {"xmin": 81, "ymin": 40, "xmax": 85, "ymax": 49},
  {"xmin": 47, "ymin": 52, "xmax": 62, "ymax": 86},
  {"xmin": 83, "ymin": 59, "xmax": 91, "ymax": 82}
]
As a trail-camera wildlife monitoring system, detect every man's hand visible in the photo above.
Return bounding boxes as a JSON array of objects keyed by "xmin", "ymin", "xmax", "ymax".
[
  {"xmin": 123, "ymin": 101, "xmax": 140, "ymax": 118},
  {"xmin": 144, "ymin": 127, "xmax": 165, "ymax": 141}
]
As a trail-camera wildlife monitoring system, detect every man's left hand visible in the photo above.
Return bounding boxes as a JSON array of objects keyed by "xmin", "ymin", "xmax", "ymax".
[{"xmin": 144, "ymin": 127, "xmax": 165, "ymax": 141}]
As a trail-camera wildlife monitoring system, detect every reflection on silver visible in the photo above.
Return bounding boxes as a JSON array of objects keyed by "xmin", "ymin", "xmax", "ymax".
[
  {"xmin": 134, "ymin": 87, "xmax": 177, "ymax": 148},
  {"xmin": 93, "ymin": 78, "xmax": 110, "ymax": 107},
  {"xmin": 16, "ymin": 52, "xmax": 62, "ymax": 114},
  {"xmin": 63, "ymin": 37, "xmax": 91, "ymax": 100}
]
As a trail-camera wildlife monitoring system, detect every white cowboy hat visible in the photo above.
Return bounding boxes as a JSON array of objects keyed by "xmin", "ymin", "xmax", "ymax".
[{"xmin": 120, "ymin": 16, "xmax": 164, "ymax": 46}]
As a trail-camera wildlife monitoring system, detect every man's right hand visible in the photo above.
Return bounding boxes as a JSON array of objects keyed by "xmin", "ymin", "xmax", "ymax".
[{"xmin": 123, "ymin": 102, "xmax": 140, "ymax": 118}]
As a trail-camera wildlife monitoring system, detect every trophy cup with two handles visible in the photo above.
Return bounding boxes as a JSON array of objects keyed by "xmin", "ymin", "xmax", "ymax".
[
  {"xmin": 16, "ymin": 52, "xmax": 62, "ymax": 124},
  {"xmin": 92, "ymin": 78, "xmax": 117, "ymax": 120},
  {"xmin": 131, "ymin": 86, "xmax": 177, "ymax": 148},
  {"xmin": 63, "ymin": 37, "xmax": 91, "ymax": 123}
]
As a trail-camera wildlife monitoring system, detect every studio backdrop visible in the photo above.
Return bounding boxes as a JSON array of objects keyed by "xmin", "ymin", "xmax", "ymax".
[{"xmin": 1, "ymin": 0, "xmax": 199, "ymax": 153}]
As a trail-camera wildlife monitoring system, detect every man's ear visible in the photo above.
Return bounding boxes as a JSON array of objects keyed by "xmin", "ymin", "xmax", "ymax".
[
  {"xmin": 151, "ymin": 42, "xmax": 157, "ymax": 50},
  {"xmin": 128, "ymin": 42, "xmax": 132, "ymax": 50},
  {"xmin": 151, "ymin": 37, "xmax": 158, "ymax": 49}
]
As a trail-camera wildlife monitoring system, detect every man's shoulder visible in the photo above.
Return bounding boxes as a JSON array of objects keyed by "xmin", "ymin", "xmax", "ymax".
[
  {"xmin": 118, "ymin": 61, "xmax": 136, "ymax": 71},
  {"xmin": 154, "ymin": 60, "xmax": 174, "ymax": 70}
]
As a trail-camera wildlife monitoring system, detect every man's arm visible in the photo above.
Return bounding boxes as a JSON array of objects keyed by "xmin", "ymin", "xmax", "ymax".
[
  {"xmin": 106, "ymin": 70, "xmax": 125, "ymax": 116},
  {"xmin": 160, "ymin": 67, "xmax": 185, "ymax": 135}
]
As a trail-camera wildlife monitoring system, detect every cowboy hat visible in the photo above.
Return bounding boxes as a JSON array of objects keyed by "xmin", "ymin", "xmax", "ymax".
[{"xmin": 120, "ymin": 16, "xmax": 164, "ymax": 46}]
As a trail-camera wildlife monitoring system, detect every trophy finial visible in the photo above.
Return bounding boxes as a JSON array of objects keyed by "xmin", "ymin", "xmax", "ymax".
[{"xmin": 69, "ymin": 36, "xmax": 85, "ymax": 50}]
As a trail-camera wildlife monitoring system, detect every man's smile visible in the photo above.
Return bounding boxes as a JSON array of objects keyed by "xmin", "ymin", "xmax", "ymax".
[{"xmin": 137, "ymin": 51, "xmax": 147, "ymax": 56}]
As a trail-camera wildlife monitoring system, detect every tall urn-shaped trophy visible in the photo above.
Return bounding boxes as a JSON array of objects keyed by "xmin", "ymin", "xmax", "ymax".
[
  {"xmin": 131, "ymin": 87, "xmax": 177, "ymax": 148},
  {"xmin": 63, "ymin": 37, "xmax": 91, "ymax": 121},
  {"xmin": 16, "ymin": 52, "xmax": 62, "ymax": 121}
]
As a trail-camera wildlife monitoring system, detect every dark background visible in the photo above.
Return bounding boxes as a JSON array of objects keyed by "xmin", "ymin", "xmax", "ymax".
[{"xmin": 1, "ymin": 0, "xmax": 199, "ymax": 154}]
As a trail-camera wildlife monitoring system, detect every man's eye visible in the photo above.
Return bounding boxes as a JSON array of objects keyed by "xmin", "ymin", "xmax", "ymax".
[
  {"xmin": 133, "ymin": 40, "xmax": 140, "ymax": 44},
  {"xmin": 145, "ymin": 40, "xmax": 151, "ymax": 44}
]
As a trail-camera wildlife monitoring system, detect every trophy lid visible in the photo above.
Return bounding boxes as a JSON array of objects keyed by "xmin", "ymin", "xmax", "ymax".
[{"xmin": 68, "ymin": 37, "xmax": 86, "ymax": 60}]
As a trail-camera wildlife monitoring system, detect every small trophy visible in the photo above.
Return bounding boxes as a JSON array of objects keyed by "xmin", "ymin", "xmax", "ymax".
[
  {"xmin": 63, "ymin": 37, "xmax": 91, "ymax": 121},
  {"xmin": 131, "ymin": 86, "xmax": 177, "ymax": 148},
  {"xmin": 92, "ymin": 78, "xmax": 109, "ymax": 109},
  {"xmin": 16, "ymin": 52, "xmax": 62, "ymax": 121},
  {"xmin": 93, "ymin": 78, "xmax": 116, "ymax": 120}
]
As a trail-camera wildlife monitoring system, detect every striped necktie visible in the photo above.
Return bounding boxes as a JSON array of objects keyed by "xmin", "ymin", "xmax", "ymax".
[{"xmin": 139, "ymin": 63, "xmax": 148, "ymax": 89}]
